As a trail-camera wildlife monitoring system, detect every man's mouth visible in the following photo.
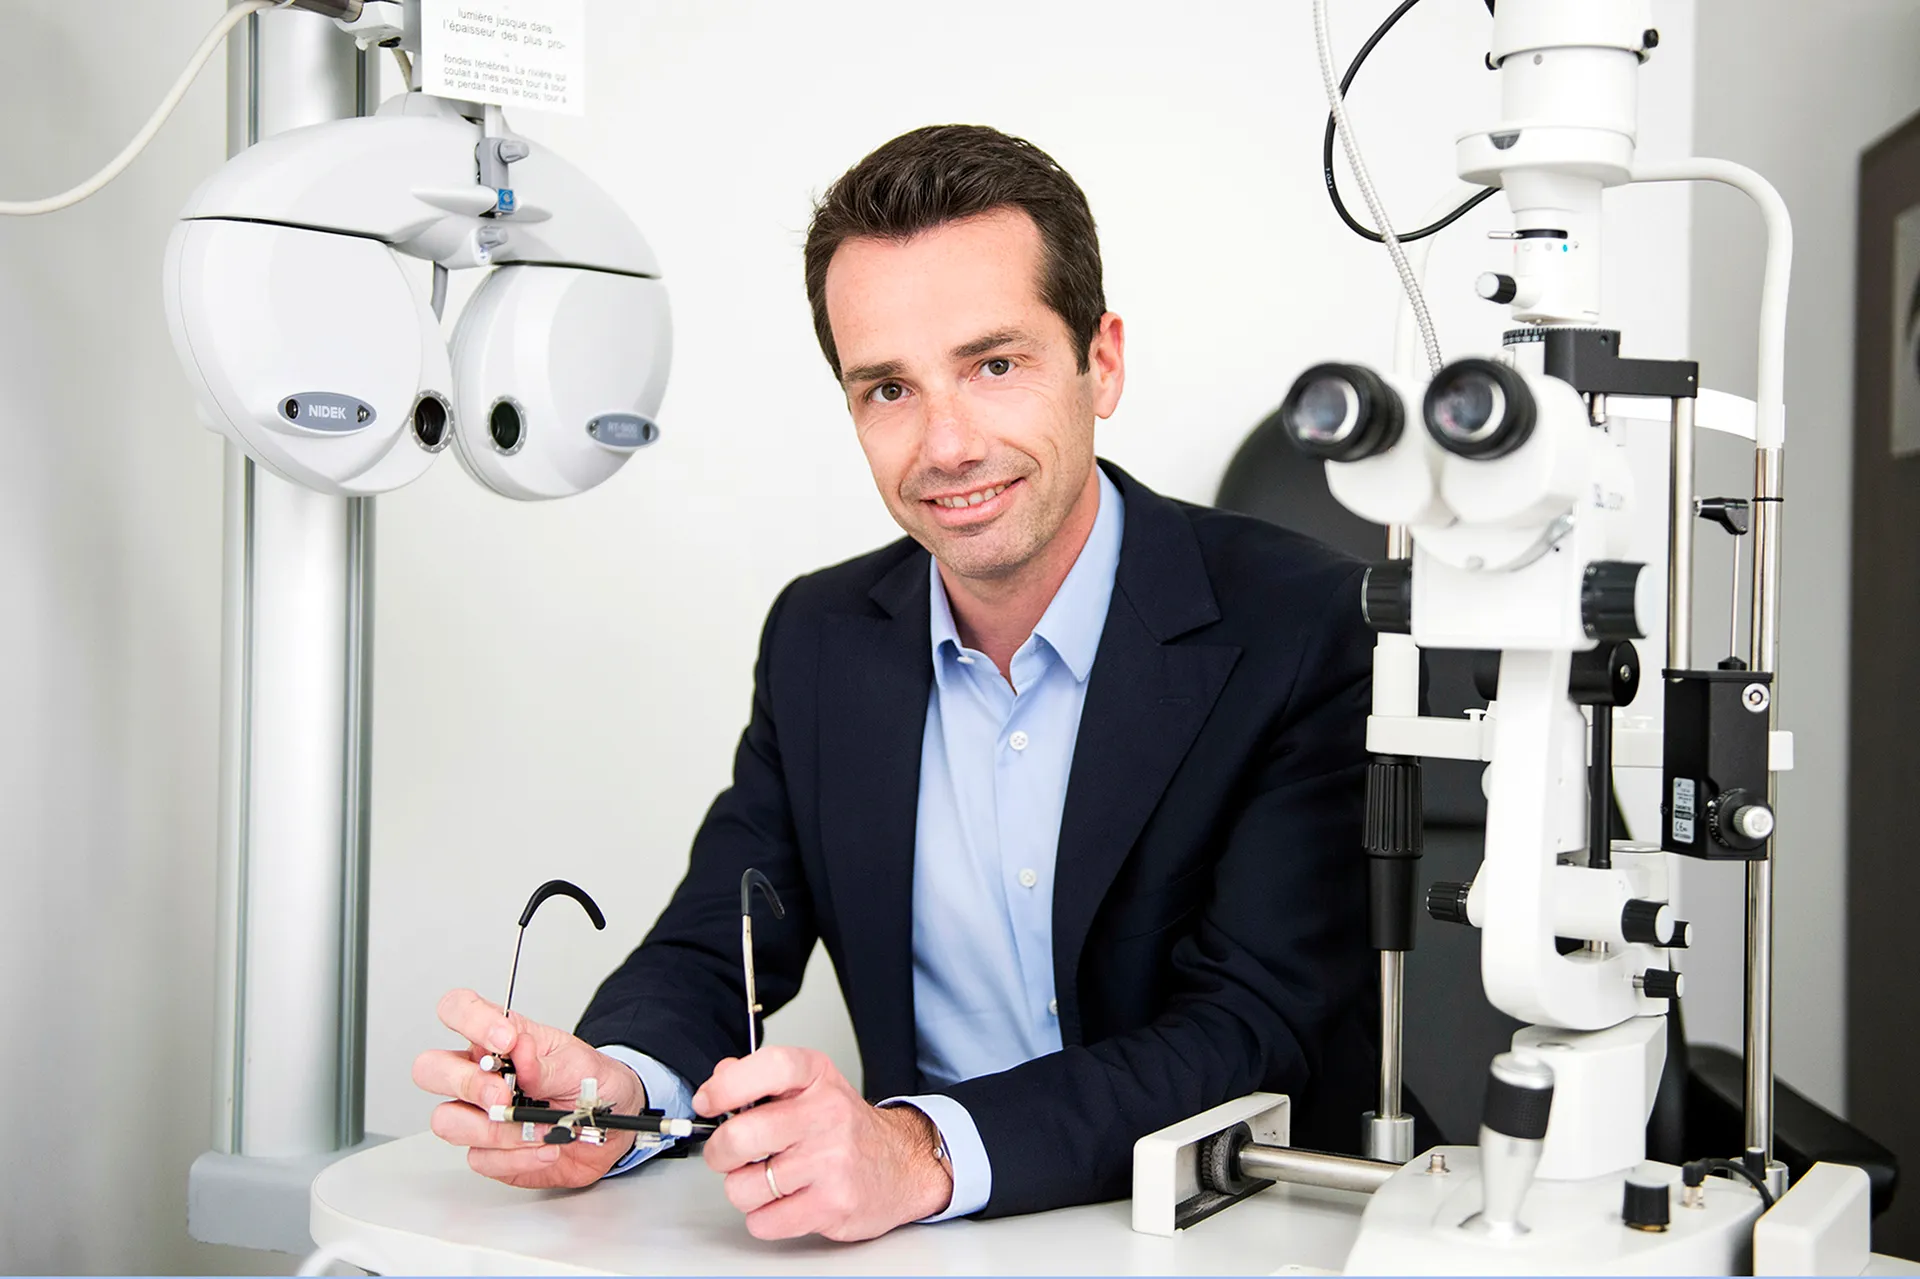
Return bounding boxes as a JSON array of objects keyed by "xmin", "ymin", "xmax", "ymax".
[
  {"xmin": 920, "ymin": 477, "xmax": 1022, "ymax": 526},
  {"xmin": 926, "ymin": 480, "xmax": 1012, "ymax": 510}
]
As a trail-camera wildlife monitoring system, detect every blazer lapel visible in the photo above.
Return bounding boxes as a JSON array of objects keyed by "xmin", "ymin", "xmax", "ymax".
[
  {"xmin": 816, "ymin": 549, "xmax": 931, "ymax": 1099},
  {"xmin": 1051, "ymin": 465, "xmax": 1242, "ymax": 1043}
]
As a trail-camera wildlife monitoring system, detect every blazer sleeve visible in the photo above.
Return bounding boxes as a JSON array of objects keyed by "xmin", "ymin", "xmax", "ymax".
[
  {"xmin": 574, "ymin": 582, "xmax": 819, "ymax": 1092},
  {"xmin": 936, "ymin": 565, "xmax": 1375, "ymax": 1217}
]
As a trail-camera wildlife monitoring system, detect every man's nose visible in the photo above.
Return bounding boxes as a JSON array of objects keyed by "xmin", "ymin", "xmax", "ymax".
[{"xmin": 921, "ymin": 388, "xmax": 986, "ymax": 472}]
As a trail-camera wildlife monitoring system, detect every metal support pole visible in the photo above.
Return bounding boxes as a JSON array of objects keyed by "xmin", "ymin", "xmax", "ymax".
[
  {"xmin": 1379, "ymin": 951, "xmax": 1405, "ymax": 1118},
  {"xmin": 1667, "ymin": 398, "xmax": 1697, "ymax": 672},
  {"xmin": 210, "ymin": 0, "xmax": 370, "ymax": 1161},
  {"xmin": 1365, "ymin": 520, "xmax": 1417, "ymax": 1165},
  {"xmin": 1745, "ymin": 445, "xmax": 1785, "ymax": 1190}
]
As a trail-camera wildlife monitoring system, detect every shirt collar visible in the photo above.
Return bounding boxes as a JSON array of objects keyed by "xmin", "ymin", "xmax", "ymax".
[{"xmin": 927, "ymin": 467, "xmax": 1125, "ymax": 685}]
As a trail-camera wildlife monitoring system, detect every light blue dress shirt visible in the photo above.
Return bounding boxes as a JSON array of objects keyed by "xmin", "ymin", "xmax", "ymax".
[{"xmin": 600, "ymin": 469, "xmax": 1125, "ymax": 1222}]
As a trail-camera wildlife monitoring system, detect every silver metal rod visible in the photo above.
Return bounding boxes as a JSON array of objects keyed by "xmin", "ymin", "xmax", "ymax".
[
  {"xmin": 211, "ymin": 2, "xmax": 368, "ymax": 1158},
  {"xmin": 1379, "ymin": 952, "xmax": 1404, "ymax": 1119},
  {"xmin": 1744, "ymin": 446, "xmax": 1784, "ymax": 1163},
  {"xmin": 1667, "ymin": 398, "xmax": 1697, "ymax": 671},
  {"xmin": 1727, "ymin": 528, "xmax": 1743, "ymax": 666},
  {"xmin": 1373, "ymin": 521, "xmax": 1410, "ymax": 1154},
  {"xmin": 1239, "ymin": 1144, "xmax": 1400, "ymax": 1195}
]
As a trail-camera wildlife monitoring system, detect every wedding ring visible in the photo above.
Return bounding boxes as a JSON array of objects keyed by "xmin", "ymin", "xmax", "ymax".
[{"xmin": 764, "ymin": 1158, "xmax": 784, "ymax": 1200}]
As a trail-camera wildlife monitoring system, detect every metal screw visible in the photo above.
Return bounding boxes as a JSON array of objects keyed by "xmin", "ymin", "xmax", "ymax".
[
  {"xmin": 357, "ymin": 404, "xmax": 370, "ymax": 423},
  {"xmin": 1743, "ymin": 683, "xmax": 1771, "ymax": 712},
  {"xmin": 587, "ymin": 420, "xmax": 598, "ymax": 437},
  {"xmin": 1620, "ymin": 665, "xmax": 1633, "ymax": 682},
  {"xmin": 1428, "ymin": 1152, "xmax": 1450, "ymax": 1175}
]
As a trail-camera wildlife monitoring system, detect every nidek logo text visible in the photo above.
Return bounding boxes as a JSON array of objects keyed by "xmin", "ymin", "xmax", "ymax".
[{"xmin": 280, "ymin": 392, "xmax": 374, "ymax": 435}]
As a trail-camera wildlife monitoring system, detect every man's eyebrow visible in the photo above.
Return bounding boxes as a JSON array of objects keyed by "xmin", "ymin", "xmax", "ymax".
[
  {"xmin": 841, "ymin": 358, "xmax": 904, "ymax": 386},
  {"xmin": 950, "ymin": 329, "xmax": 1037, "ymax": 361}
]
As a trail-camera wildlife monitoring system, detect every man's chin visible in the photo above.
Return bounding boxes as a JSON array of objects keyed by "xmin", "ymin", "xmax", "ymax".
[{"xmin": 915, "ymin": 524, "xmax": 1023, "ymax": 580}]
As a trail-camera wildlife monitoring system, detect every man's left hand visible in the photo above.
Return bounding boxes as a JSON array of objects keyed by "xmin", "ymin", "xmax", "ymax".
[{"xmin": 695, "ymin": 1046, "xmax": 953, "ymax": 1240}]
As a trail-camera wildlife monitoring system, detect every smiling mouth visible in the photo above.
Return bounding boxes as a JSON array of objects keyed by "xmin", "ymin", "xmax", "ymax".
[{"xmin": 925, "ymin": 480, "xmax": 1012, "ymax": 510}]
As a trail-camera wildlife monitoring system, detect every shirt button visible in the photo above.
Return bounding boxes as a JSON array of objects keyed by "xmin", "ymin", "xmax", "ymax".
[
  {"xmin": 1048, "ymin": 998, "xmax": 1059, "ymax": 1016},
  {"xmin": 1009, "ymin": 730, "xmax": 1030, "ymax": 751},
  {"xmin": 957, "ymin": 655, "xmax": 975, "ymax": 666},
  {"xmin": 1018, "ymin": 868, "xmax": 1038, "ymax": 889}
]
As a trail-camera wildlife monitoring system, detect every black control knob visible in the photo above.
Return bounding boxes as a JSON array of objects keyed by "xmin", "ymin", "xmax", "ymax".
[
  {"xmin": 1580, "ymin": 561, "xmax": 1646, "ymax": 641},
  {"xmin": 1483, "ymin": 1054, "xmax": 1555, "ymax": 1141},
  {"xmin": 1426, "ymin": 880, "xmax": 1473, "ymax": 926},
  {"xmin": 1362, "ymin": 561, "xmax": 1413, "ymax": 634},
  {"xmin": 1195, "ymin": 1121, "xmax": 1265, "ymax": 1196},
  {"xmin": 1622, "ymin": 1177, "xmax": 1671, "ymax": 1232},
  {"xmin": 1365, "ymin": 757, "xmax": 1424, "ymax": 953},
  {"xmin": 1475, "ymin": 272, "xmax": 1519, "ymax": 305},
  {"xmin": 1709, "ymin": 788, "xmax": 1774, "ymax": 851},
  {"xmin": 1635, "ymin": 968, "xmax": 1684, "ymax": 1000},
  {"xmin": 1621, "ymin": 899, "xmax": 1674, "ymax": 946},
  {"xmin": 1569, "ymin": 640, "xmax": 1639, "ymax": 707},
  {"xmin": 1668, "ymin": 919, "xmax": 1692, "ymax": 949}
]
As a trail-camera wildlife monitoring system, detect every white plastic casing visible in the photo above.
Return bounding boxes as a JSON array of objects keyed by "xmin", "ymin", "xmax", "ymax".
[
  {"xmin": 1752, "ymin": 1162, "xmax": 1873, "ymax": 1276},
  {"xmin": 165, "ymin": 96, "xmax": 673, "ymax": 500},
  {"xmin": 176, "ymin": 110, "xmax": 661, "ymax": 278},
  {"xmin": 1322, "ymin": 371, "xmax": 1455, "ymax": 528},
  {"xmin": 449, "ymin": 265, "xmax": 672, "ymax": 501},
  {"xmin": 164, "ymin": 219, "xmax": 445, "ymax": 496}
]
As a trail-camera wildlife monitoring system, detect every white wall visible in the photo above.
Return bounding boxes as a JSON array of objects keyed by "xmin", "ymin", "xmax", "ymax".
[
  {"xmin": 1685, "ymin": 0, "xmax": 1920, "ymax": 1114},
  {"xmin": 363, "ymin": 0, "xmax": 1695, "ymax": 1140},
  {"xmin": 0, "ymin": 2, "xmax": 285, "ymax": 1273},
  {"xmin": 1, "ymin": 1, "xmax": 1693, "ymax": 1270}
]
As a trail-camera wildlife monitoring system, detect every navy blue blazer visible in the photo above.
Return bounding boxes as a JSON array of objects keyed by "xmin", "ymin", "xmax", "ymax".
[{"xmin": 578, "ymin": 460, "xmax": 1382, "ymax": 1217}]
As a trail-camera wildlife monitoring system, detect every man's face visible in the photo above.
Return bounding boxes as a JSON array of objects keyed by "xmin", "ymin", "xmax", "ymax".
[{"xmin": 824, "ymin": 208, "xmax": 1124, "ymax": 584}]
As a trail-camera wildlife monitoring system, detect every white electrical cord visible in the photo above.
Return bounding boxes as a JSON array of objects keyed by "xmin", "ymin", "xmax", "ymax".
[
  {"xmin": 1312, "ymin": 0, "xmax": 1444, "ymax": 374},
  {"xmin": 0, "ymin": 0, "xmax": 280, "ymax": 216}
]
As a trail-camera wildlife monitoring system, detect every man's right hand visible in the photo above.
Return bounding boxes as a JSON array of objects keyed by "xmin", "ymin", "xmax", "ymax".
[{"xmin": 412, "ymin": 987, "xmax": 648, "ymax": 1188}]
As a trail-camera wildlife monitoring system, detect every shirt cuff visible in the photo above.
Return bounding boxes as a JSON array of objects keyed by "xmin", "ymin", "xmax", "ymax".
[
  {"xmin": 881, "ymin": 1093, "xmax": 991, "ymax": 1221},
  {"xmin": 596, "ymin": 1044, "xmax": 696, "ymax": 1177}
]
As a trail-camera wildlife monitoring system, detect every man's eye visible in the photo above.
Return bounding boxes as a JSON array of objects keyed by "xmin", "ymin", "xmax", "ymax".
[
  {"xmin": 982, "ymin": 357, "xmax": 1013, "ymax": 377},
  {"xmin": 870, "ymin": 382, "xmax": 905, "ymax": 403}
]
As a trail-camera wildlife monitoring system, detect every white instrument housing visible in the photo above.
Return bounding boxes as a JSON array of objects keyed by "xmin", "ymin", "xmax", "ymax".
[{"xmin": 164, "ymin": 92, "xmax": 670, "ymax": 499}]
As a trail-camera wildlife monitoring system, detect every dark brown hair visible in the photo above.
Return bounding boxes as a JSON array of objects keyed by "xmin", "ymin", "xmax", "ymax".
[{"xmin": 803, "ymin": 124, "xmax": 1106, "ymax": 379}]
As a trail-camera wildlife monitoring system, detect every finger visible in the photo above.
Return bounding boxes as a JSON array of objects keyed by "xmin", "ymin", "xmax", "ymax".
[
  {"xmin": 743, "ymin": 1187, "xmax": 831, "ymax": 1241},
  {"xmin": 429, "ymin": 1100, "xmax": 546, "ymax": 1151},
  {"xmin": 466, "ymin": 1142, "xmax": 565, "ymax": 1181},
  {"xmin": 722, "ymin": 1147, "xmax": 820, "ymax": 1216},
  {"xmin": 693, "ymin": 1046, "xmax": 826, "ymax": 1117},
  {"xmin": 437, "ymin": 988, "xmax": 519, "ymax": 1057},
  {"xmin": 414, "ymin": 1048, "xmax": 514, "ymax": 1110},
  {"xmin": 700, "ymin": 1097, "xmax": 811, "ymax": 1173}
]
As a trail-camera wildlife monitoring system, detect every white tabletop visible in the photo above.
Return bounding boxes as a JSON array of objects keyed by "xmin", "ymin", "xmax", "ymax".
[
  {"xmin": 312, "ymin": 1133, "xmax": 1920, "ymax": 1277},
  {"xmin": 310, "ymin": 1132, "xmax": 1369, "ymax": 1275}
]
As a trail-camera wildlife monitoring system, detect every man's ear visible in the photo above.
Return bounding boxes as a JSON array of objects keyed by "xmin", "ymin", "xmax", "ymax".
[{"xmin": 1088, "ymin": 312, "xmax": 1126, "ymax": 420}]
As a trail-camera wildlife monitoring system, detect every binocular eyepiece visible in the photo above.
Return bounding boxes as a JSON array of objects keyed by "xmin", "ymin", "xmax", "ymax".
[{"xmin": 1280, "ymin": 357, "xmax": 1539, "ymax": 463}]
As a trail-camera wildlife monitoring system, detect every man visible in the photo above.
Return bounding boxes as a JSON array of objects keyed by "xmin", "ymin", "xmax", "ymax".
[{"xmin": 415, "ymin": 124, "xmax": 1382, "ymax": 1242}]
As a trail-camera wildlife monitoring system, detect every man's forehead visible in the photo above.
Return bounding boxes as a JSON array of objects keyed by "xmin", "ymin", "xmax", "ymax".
[{"xmin": 824, "ymin": 209, "xmax": 1055, "ymax": 370}]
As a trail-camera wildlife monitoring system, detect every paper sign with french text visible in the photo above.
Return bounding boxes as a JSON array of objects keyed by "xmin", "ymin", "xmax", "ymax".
[{"xmin": 421, "ymin": 0, "xmax": 585, "ymax": 116}]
